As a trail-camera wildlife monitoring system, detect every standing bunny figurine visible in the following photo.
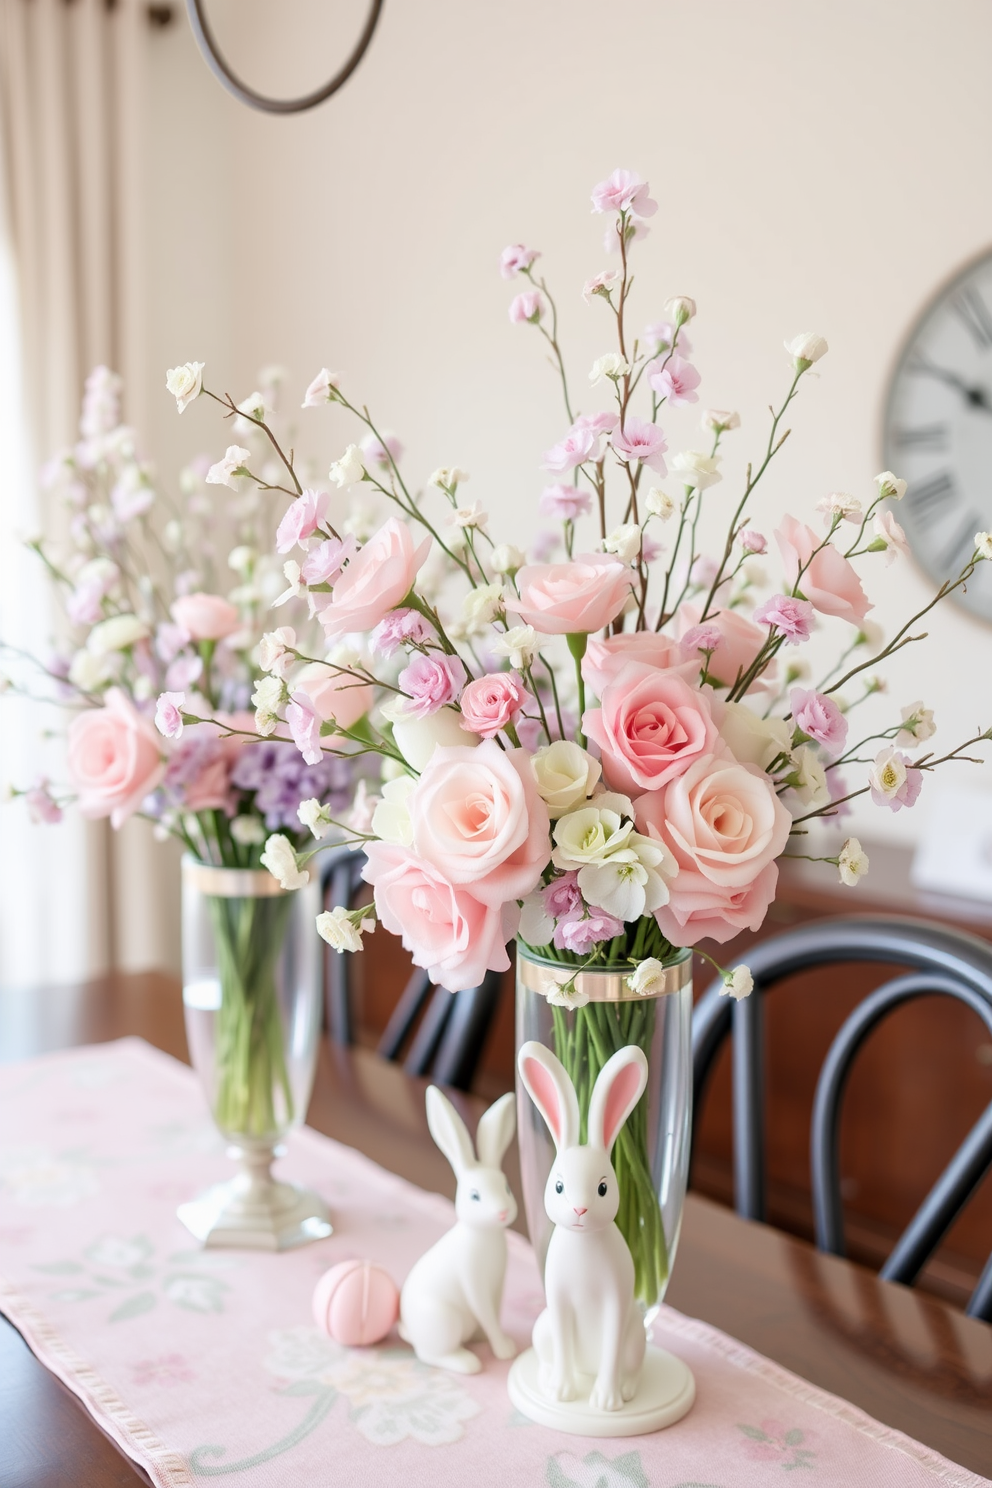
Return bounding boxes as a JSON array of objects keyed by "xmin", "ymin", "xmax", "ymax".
[
  {"xmin": 399, "ymin": 1086, "xmax": 518, "ymax": 1373},
  {"xmin": 508, "ymin": 1040, "xmax": 695, "ymax": 1435}
]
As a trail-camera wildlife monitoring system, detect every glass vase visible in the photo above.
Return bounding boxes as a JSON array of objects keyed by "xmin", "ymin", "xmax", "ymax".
[
  {"xmin": 177, "ymin": 857, "xmax": 331, "ymax": 1250},
  {"xmin": 515, "ymin": 940, "xmax": 693, "ymax": 1317}
]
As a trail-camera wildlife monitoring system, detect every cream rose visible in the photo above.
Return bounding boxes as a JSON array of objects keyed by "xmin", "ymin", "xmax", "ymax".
[{"xmin": 531, "ymin": 740, "xmax": 602, "ymax": 817}]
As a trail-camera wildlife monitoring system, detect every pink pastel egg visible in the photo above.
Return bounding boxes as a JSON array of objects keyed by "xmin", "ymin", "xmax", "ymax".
[{"xmin": 312, "ymin": 1259, "xmax": 399, "ymax": 1347}]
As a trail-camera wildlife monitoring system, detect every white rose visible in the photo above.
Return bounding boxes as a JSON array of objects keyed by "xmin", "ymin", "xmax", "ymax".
[
  {"xmin": 87, "ymin": 613, "xmax": 149, "ymax": 654},
  {"xmin": 298, "ymin": 797, "xmax": 335, "ymax": 840},
  {"xmin": 589, "ymin": 352, "xmax": 631, "ymax": 384},
  {"xmin": 787, "ymin": 744, "xmax": 829, "ymax": 808},
  {"xmin": 371, "ymin": 774, "xmax": 417, "ymax": 845},
  {"xmin": 552, "ymin": 796, "xmax": 635, "ymax": 869},
  {"xmin": 260, "ymin": 834, "xmax": 309, "ymax": 891},
  {"xmin": 671, "ymin": 450, "xmax": 721, "ymax": 491},
  {"xmin": 391, "ymin": 710, "xmax": 479, "ymax": 772},
  {"xmin": 627, "ymin": 957, "xmax": 667, "ymax": 997},
  {"xmin": 491, "ymin": 624, "xmax": 540, "ymax": 670},
  {"xmin": 328, "ymin": 444, "xmax": 366, "ymax": 489},
  {"xmin": 838, "ymin": 836, "xmax": 869, "ymax": 887},
  {"xmin": 644, "ymin": 488, "xmax": 675, "ymax": 521},
  {"xmin": 316, "ymin": 906, "xmax": 372, "ymax": 953},
  {"xmin": 664, "ymin": 295, "xmax": 696, "ymax": 325},
  {"xmin": 165, "ymin": 361, "xmax": 204, "ymax": 413},
  {"xmin": 785, "ymin": 332, "xmax": 828, "ymax": 368},
  {"xmin": 461, "ymin": 582, "xmax": 504, "ymax": 631},
  {"xmin": 718, "ymin": 702, "xmax": 792, "ymax": 771},
  {"xmin": 874, "ymin": 471, "xmax": 907, "ymax": 502},
  {"xmin": 206, "ymin": 445, "xmax": 252, "ymax": 489},
  {"xmin": 532, "ymin": 740, "xmax": 602, "ymax": 817},
  {"xmin": 602, "ymin": 523, "xmax": 642, "ymax": 564},
  {"xmin": 491, "ymin": 543, "xmax": 525, "ymax": 575}
]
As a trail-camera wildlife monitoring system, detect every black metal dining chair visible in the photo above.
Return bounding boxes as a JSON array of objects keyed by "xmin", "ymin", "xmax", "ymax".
[
  {"xmin": 318, "ymin": 843, "xmax": 504, "ymax": 1090},
  {"xmin": 691, "ymin": 915, "xmax": 992, "ymax": 1321}
]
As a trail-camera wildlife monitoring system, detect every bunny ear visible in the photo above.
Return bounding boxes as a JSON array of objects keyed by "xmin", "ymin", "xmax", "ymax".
[
  {"xmin": 517, "ymin": 1041, "xmax": 579, "ymax": 1152},
  {"xmin": 425, "ymin": 1086, "xmax": 476, "ymax": 1176},
  {"xmin": 587, "ymin": 1045, "xmax": 649, "ymax": 1154},
  {"xmin": 475, "ymin": 1091, "xmax": 516, "ymax": 1169}
]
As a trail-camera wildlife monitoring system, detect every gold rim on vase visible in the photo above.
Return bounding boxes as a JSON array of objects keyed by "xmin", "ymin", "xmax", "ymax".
[
  {"xmin": 516, "ymin": 942, "xmax": 693, "ymax": 1003},
  {"xmin": 182, "ymin": 857, "xmax": 287, "ymax": 899}
]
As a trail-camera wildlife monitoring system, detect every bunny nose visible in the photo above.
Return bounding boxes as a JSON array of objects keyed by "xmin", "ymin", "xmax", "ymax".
[{"xmin": 573, "ymin": 1206, "xmax": 587, "ymax": 1216}]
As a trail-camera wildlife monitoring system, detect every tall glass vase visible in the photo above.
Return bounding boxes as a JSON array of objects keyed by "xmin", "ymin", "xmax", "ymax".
[
  {"xmin": 515, "ymin": 941, "xmax": 693, "ymax": 1317},
  {"xmin": 177, "ymin": 858, "xmax": 331, "ymax": 1250}
]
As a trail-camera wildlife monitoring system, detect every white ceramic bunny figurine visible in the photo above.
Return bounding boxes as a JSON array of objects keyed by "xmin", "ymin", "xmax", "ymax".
[
  {"xmin": 518, "ymin": 1039, "xmax": 649, "ymax": 1412},
  {"xmin": 399, "ymin": 1086, "xmax": 518, "ymax": 1373}
]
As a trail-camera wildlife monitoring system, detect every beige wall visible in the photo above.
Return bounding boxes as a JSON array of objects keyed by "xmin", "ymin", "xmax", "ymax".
[{"xmin": 144, "ymin": 0, "xmax": 992, "ymax": 849}]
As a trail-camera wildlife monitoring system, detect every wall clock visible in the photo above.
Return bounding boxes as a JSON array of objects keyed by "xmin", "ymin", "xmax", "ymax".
[{"xmin": 882, "ymin": 249, "xmax": 992, "ymax": 623}]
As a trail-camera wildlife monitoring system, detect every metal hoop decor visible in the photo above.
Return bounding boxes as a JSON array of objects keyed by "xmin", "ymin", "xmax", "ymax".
[{"xmin": 185, "ymin": 0, "xmax": 384, "ymax": 115}]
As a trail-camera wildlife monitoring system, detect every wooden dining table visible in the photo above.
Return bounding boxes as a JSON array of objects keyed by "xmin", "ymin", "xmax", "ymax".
[{"xmin": 1, "ymin": 969, "xmax": 991, "ymax": 1486}]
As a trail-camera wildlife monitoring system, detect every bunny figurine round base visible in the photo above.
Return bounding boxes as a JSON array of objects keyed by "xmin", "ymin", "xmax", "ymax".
[{"xmin": 509, "ymin": 1041, "xmax": 696, "ymax": 1437}]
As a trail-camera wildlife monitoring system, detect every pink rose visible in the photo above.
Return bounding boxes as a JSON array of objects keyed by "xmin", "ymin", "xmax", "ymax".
[
  {"xmin": 293, "ymin": 660, "xmax": 373, "ymax": 733},
  {"xmin": 317, "ymin": 517, "xmax": 431, "ymax": 638},
  {"xmin": 790, "ymin": 687, "xmax": 848, "ymax": 753},
  {"xmin": 66, "ymin": 689, "xmax": 165, "ymax": 829},
  {"xmin": 409, "ymin": 740, "xmax": 550, "ymax": 908},
  {"xmin": 611, "ymin": 416, "xmax": 668, "ymax": 475},
  {"xmin": 275, "ymin": 489, "xmax": 328, "ymax": 554},
  {"xmin": 676, "ymin": 603, "xmax": 773, "ymax": 692},
  {"xmin": 398, "ymin": 652, "xmax": 466, "ymax": 718},
  {"xmin": 635, "ymin": 750, "xmax": 792, "ymax": 945},
  {"xmin": 740, "ymin": 529, "xmax": 767, "ymax": 555},
  {"xmin": 362, "ymin": 844, "xmax": 516, "ymax": 993},
  {"xmin": 775, "ymin": 514, "xmax": 872, "ymax": 625},
  {"xmin": 170, "ymin": 592, "xmax": 240, "ymax": 642},
  {"xmin": 459, "ymin": 672, "xmax": 531, "ymax": 739},
  {"xmin": 584, "ymin": 662, "xmax": 719, "ymax": 795},
  {"xmin": 583, "ymin": 631, "xmax": 694, "ymax": 696},
  {"xmin": 591, "ymin": 168, "xmax": 658, "ymax": 218},
  {"xmin": 505, "ymin": 553, "xmax": 632, "ymax": 635}
]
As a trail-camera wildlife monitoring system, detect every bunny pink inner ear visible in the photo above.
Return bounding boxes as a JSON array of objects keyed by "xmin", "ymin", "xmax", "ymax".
[
  {"xmin": 603, "ymin": 1062, "xmax": 644, "ymax": 1150},
  {"xmin": 524, "ymin": 1057, "xmax": 565, "ymax": 1146}
]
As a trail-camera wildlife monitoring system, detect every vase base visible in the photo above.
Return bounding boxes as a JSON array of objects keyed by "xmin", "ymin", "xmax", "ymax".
[
  {"xmin": 177, "ymin": 1177, "xmax": 332, "ymax": 1251},
  {"xmin": 507, "ymin": 1344, "xmax": 695, "ymax": 1437}
]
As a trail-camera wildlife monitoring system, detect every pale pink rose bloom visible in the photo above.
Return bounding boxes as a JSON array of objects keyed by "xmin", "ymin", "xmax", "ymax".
[
  {"xmin": 508, "ymin": 290, "xmax": 545, "ymax": 324},
  {"xmin": 676, "ymin": 603, "xmax": 772, "ymax": 690},
  {"xmin": 591, "ymin": 168, "xmax": 658, "ymax": 218},
  {"xmin": 636, "ymin": 750, "xmax": 792, "ymax": 945},
  {"xmin": 398, "ymin": 653, "xmax": 467, "ymax": 718},
  {"xmin": 294, "ymin": 660, "xmax": 373, "ymax": 732},
  {"xmin": 753, "ymin": 593, "xmax": 814, "ymax": 645},
  {"xmin": 790, "ymin": 687, "xmax": 848, "ymax": 753},
  {"xmin": 581, "ymin": 270, "xmax": 620, "ymax": 304},
  {"xmin": 775, "ymin": 515, "xmax": 872, "ymax": 624},
  {"xmin": 506, "ymin": 553, "xmax": 632, "ymax": 635},
  {"xmin": 740, "ymin": 529, "xmax": 767, "ymax": 554},
  {"xmin": 542, "ymin": 423, "xmax": 599, "ymax": 474},
  {"xmin": 611, "ymin": 416, "xmax": 668, "ymax": 476},
  {"xmin": 165, "ymin": 652, "xmax": 203, "ymax": 692},
  {"xmin": 301, "ymin": 534, "xmax": 358, "ymax": 586},
  {"xmin": 539, "ymin": 484, "xmax": 592, "ymax": 521},
  {"xmin": 25, "ymin": 779, "xmax": 62, "ymax": 825},
  {"xmin": 409, "ymin": 740, "xmax": 550, "ymax": 908},
  {"xmin": 584, "ymin": 661, "xmax": 719, "ymax": 795},
  {"xmin": 362, "ymin": 843, "xmax": 516, "ymax": 992},
  {"xmin": 459, "ymin": 672, "xmax": 531, "ymax": 739},
  {"xmin": 155, "ymin": 691, "xmax": 186, "ymax": 739},
  {"xmin": 66, "ymin": 689, "xmax": 165, "ymax": 829},
  {"xmin": 583, "ymin": 631, "xmax": 694, "ymax": 695},
  {"xmin": 360, "ymin": 431, "xmax": 404, "ymax": 469},
  {"xmin": 500, "ymin": 244, "xmax": 540, "ymax": 279},
  {"xmin": 276, "ymin": 489, "xmax": 329, "ymax": 554},
  {"xmin": 370, "ymin": 607, "xmax": 435, "ymax": 657},
  {"xmin": 286, "ymin": 691, "xmax": 323, "ymax": 766},
  {"xmin": 649, "ymin": 354, "xmax": 701, "ymax": 407},
  {"xmin": 317, "ymin": 517, "xmax": 431, "ymax": 637},
  {"xmin": 171, "ymin": 592, "xmax": 240, "ymax": 642}
]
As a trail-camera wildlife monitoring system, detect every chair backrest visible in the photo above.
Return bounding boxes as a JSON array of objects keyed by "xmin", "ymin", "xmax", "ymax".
[
  {"xmin": 691, "ymin": 914, "xmax": 992, "ymax": 1321},
  {"xmin": 318, "ymin": 844, "xmax": 504, "ymax": 1091}
]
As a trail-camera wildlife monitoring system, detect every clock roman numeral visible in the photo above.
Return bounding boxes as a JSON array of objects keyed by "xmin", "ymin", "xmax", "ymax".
[
  {"xmin": 906, "ymin": 470, "xmax": 957, "ymax": 525},
  {"xmin": 892, "ymin": 422, "xmax": 948, "ymax": 450},
  {"xmin": 953, "ymin": 286, "xmax": 992, "ymax": 348},
  {"xmin": 939, "ymin": 511, "xmax": 981, "ymax": 574}
]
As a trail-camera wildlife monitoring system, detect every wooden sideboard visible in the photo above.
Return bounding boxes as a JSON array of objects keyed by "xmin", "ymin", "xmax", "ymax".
[{"xmin": 353, "ymin": 837, "xmax": 992, "ymax": 1308}]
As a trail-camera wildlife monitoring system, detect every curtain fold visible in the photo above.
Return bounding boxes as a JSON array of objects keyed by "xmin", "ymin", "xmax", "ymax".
[{"xmin": 0, "ymin": 0, "xmax": 179, "ymax": 987}]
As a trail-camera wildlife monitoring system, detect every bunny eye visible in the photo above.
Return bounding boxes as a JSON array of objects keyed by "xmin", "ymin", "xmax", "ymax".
[
  {"xmin": 470, "ymin": 1189, "xmax": 480, "ymax": 1202},
  {"xmin": 554, "ymin": 1178, "xmax": 564, "ymax": 1194},
  {"xmin": 597, "ymin": 1180, "xmax": 608, "ymax": 1197}
]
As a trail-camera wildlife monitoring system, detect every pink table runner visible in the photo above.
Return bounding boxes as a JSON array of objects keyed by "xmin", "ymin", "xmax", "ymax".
[{"xmin": 0, "ymin": 1037, "xmax": 986, "ymax": 1488}]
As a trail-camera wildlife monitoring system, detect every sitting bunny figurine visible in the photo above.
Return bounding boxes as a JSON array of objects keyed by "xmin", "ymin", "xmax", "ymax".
[
  {"xmin": 517, "ymin": 1040, "xmax": 649, "ymax": 1412},
  {"xmin": 399, "ymin": 1086, "xmax": 518, "ymax": 1373}
]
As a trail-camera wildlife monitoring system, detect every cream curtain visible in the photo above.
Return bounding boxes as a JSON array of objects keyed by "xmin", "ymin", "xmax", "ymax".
[{"xmin": 0, "ymin": 0, "xmax": 180, "ymax": 988}]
